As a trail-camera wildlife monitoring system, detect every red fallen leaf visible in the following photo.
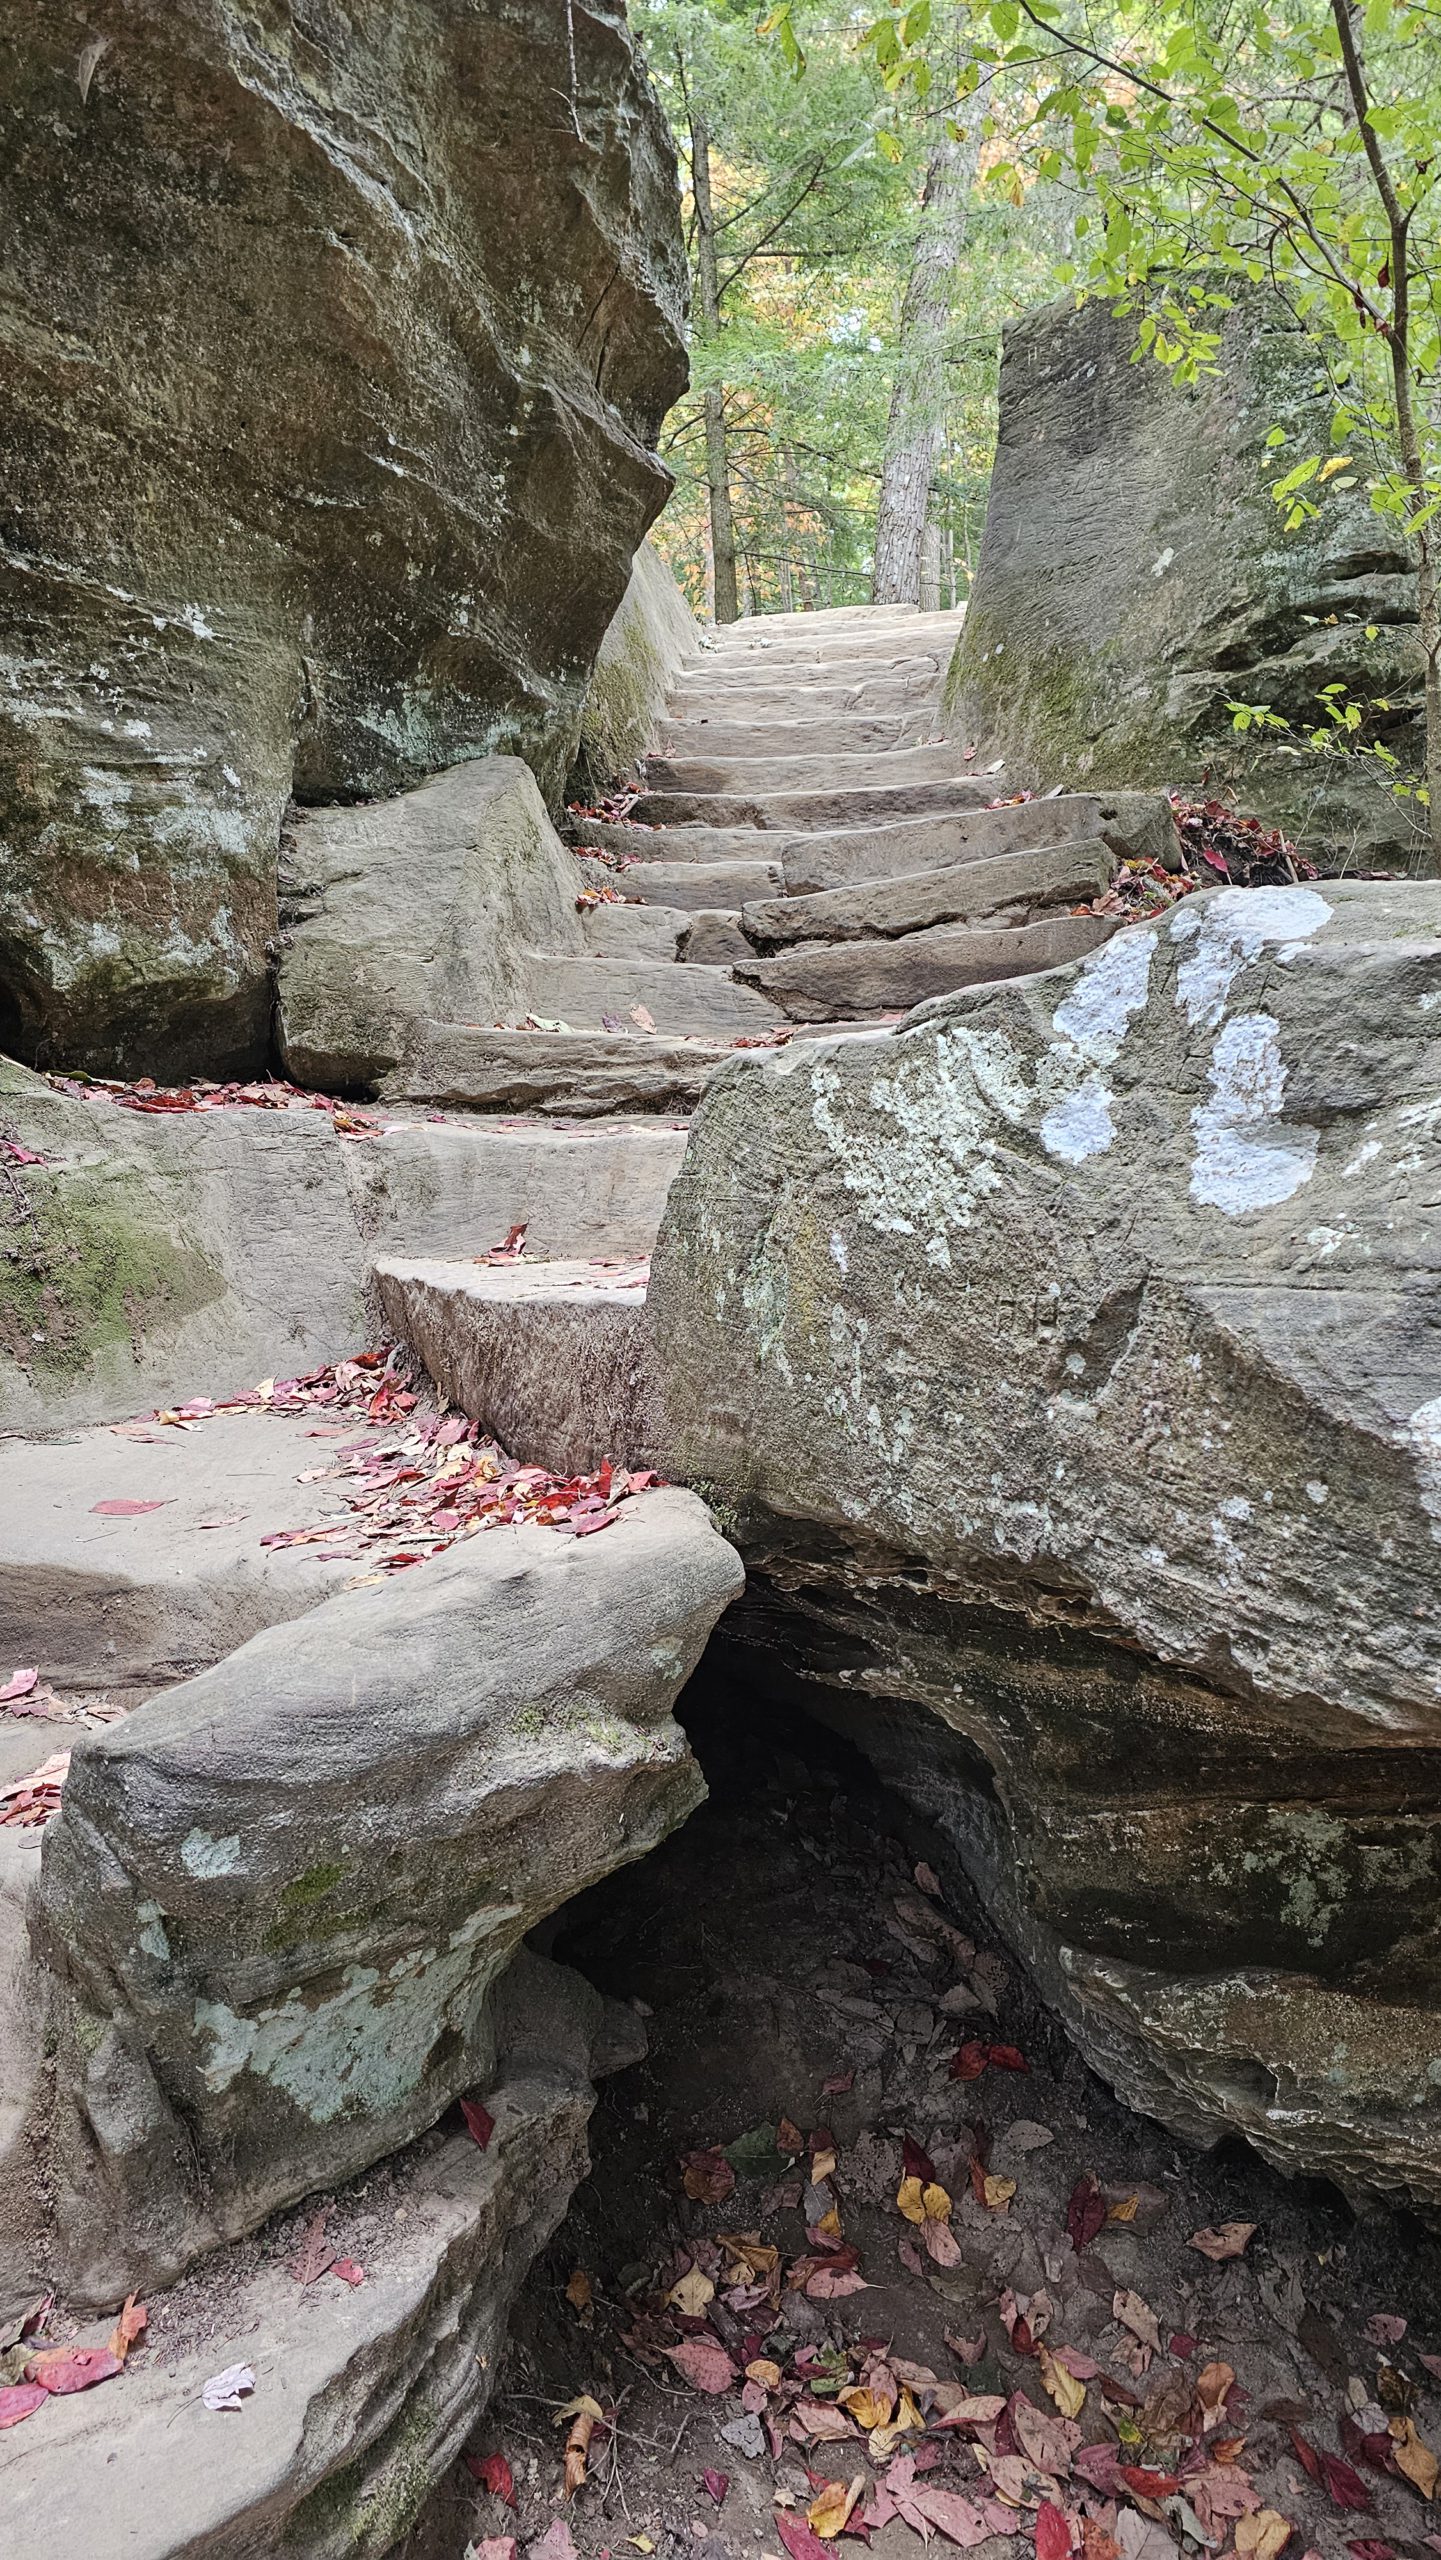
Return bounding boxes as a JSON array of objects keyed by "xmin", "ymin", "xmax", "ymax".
[
  {"xmin": 1170, "ymin": 2334, "xmax": 1197, "ymax": 2360},
  {"xmin": 331, "ymin": 2258, "xmax": 366, "ymax": 2287},
  {"xmin": 822, "ymin": 2071, "xmax": 855, "ymax": 2096},
  {"xmin": 91, "ymin": 1498, "xmax": 170, "ymax": 1517},
  {"xmin": 1117, "ymin": 2468, "xmax": 1182, "ymax": 2499},
  {"xmin": 1340, "ymin": 2415, "xmax": 1394, "ymax": 2476},
  {"xmin": 474, "ymin": 2542, "xmax": 518, "ymax": 2560},
  {"xmin": 0, "ymin": 1670, "xmax": 38, "ymax": 1703},
  {"xmin": 950, "ymin": 2041, "xmax": 990, "ymax": 2082},
  {"xmin": 681, "ymin": 2144, "xmax": 736, "ymax": 2203},
  {"xmin": 1290, "ymin": 2432, "xmax": 1372, "ymax": 2511},
  {"xmin": 806, "ymin": 2266, "xmax": 869, "ymax": 2299},
  {"xmin": 1037, "ymin": 2504, "xmax": 1074, "ymax": 2560},
  {"xmin": 461, "ymin": 2097, "xmax": 496, "ymax": 2149},
  {"xmin": 1348, "ymin": 2544, "xmax": 1396, "ymax": 2560},
  {"xmin": 0, "ymin": 2384, "xmax": 46, "ymax": 2428},
  {"xmin": 530, "ymin": 2524, "xmax": 580, "ymax": 2560},
  {"xmin": 665, "ymin": 2337, "xmax": 737, "ymax": 2394},
  {"xmin": 701, "ymin": 2469, "xmax": 730, "ymax": 2506},
  {"xmin": 902, "ymin": 2135, "xmax": 937, "ymax": 2184},
  {"xmin": 777, "ymin": 2514, "xmax": 834, "ymax": 2560},
  {"xmin": 1066, "ymin": 2174, "xmax": 1105, "ymax": 2253},
  {"xmin": 465, "ymin": 2451, "xmax": 517, "ymax": 2506},
  {"xmin": 988, "ymin": 2044, "xmax": 1028, "ymax": 2072},
  {"xmin": 26, "ymin": 2345, "xmax": 122, "ymax": 2395}
]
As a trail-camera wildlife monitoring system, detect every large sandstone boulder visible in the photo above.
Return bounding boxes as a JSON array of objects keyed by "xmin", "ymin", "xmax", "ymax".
[
  {"xmin": 0, "ymin": 5, "xmax": 686, "ymax": 1078},
  {"xmin": 276, "ymin": 759, "xmax": 586, "ymax": 1089},
  {"xmin": 29, "ymin": 1489, "xmax": 740, "ymax": 2304},
  {"xmin": 946, "ymin": 295, "xmax": 1425, "ymax": 870},
  {"xmin": 577, "ymin": 541, "xmax": 703, "ymax": 789},
  {"xmin": 649, "ymin": 881, "xmax": 1441, "ymax": 2213}
]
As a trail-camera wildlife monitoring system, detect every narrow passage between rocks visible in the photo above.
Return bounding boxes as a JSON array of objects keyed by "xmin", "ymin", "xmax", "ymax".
[{"xmin": 405, "ymin": 1676, "xmax": 1441, "ymax": 2560}]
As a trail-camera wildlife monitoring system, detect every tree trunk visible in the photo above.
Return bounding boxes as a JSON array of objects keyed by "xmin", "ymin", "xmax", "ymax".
[
  {"xmin": 920, "ymin": 513, "xmax": 942, "ymax": 612},
  {"xmin": 690, "ymin": 110, "xmax": 740, "ymax": 625},
  {"xmin": 872, "ymin": 127, "xmax": 975, "ymax": 606}
]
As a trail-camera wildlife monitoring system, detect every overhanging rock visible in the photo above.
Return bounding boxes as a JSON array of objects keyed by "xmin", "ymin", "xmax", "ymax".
[{"xmin": 648, "ymin": 880, "xmax": 1441, "ymax": 2212}]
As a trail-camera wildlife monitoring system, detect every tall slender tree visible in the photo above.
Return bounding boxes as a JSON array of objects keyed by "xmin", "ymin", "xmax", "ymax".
[{"xmin": 873, "ymin": 117, "xmax": 977, "ymax": 602}]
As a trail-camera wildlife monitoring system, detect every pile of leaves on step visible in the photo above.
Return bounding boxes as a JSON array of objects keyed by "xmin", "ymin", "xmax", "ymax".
[
  {"xmin": 1169, "ymin": 801, "xmax": 1319, "ymax": 889},
  {"xmin": 0, "ymin": 2288, "xmax": 147, "ymax": 2427},
  {"xmin": 574, "ymin": 843, "xmax": 642, "ymax": 873},
  {"xmin": 44, "ymin": 1071, "xmax": 380, "ymax": 1135},
  {"xmin": 577, "ymin": 882, "xmax": 644, "ymax": 911},
  {"xmin": 244, "ymin": 1349, "xmax": 662, "ymax": 1570},
  {"xmin": 1081, "ymin": 859, "xmax": 1198, "ymax": 924},
  {"xmin": 568, "ymin": 792, "xmax": 641, "ymax": 827}
]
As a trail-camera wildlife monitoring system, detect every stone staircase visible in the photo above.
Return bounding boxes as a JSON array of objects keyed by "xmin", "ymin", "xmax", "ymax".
[{"xmin": 371, "ymin": 599, "xmax": 1179, "ymax": 1450}]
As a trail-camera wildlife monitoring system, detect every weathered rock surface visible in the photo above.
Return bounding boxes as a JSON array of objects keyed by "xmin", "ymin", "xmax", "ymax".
[
  {"xmin": 32, "ymin": 1488, "xmax": 740, "ymax": 2304},
  {"xmin": 649, "ymin": 880, "xmax": 1441, "ymax": 2212},
  {"xmin": 946, "ymin": 295, "xmax": 1424, "ymax": 869},
  {"xmin": 277, "ymin": 761, "xmax": 586, "ymax": 1091},
  {"xmin": 0, "ymin": 1059, "xmax": 686, "ymax": 1432},
  {"xmin": 377, "ymin": 1022, "xmax": 733, "ymax": 1117},
  {"xmin": 778, "ymin": 792, "xmax": 1179, "ymax": 897},
  {"xmin": 578, "ymin": 543, "xmax": 702, "ymax": 788},
  {"xmin": 741, "ymin": 838, "xmax": 1117, "ymax": 949},
  {"xmin": 0, "ymin": 1951, "xmax": 637, "ymax": 2560},
  {"xmin": 734, "ymin": 911, "xmax": 1116, "ymax": 1020},
  {"xmin": 377, "ymin": 1255, "xmax": 658, "ymax": 1473},
  {"xmin": 0, "ymin": 1, "xmax": 686, "ymax": 1076}
]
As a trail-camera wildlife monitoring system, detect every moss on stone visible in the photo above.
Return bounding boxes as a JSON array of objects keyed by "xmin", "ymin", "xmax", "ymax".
[
  {"xmin": 285, "ymin": 2394, "xmax": 439, "ymax": 2554},
  {"xmin": 0, "ymin": 1158, "xmax": 223, "ymax": 1385}
]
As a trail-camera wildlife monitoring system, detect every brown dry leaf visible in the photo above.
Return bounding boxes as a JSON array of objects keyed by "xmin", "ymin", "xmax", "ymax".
[
  {"xmin": 720, "ymin": 2233, "xmax": 781, "ymax": 2283},
  {"xmin": 107, "ymin": 2294, "xmax": 148, "ymax": 2364},
  {"xmin": 562, "ymin": 2403, "xmax": 598, "ymax": 2497},
  {"xmin": 1039, "ymin": 2346, "xmax": 1087, "ymax": 2420},
  {"xmin": 777, "ymin": 2117, "xmax": 804, "ymax": 2155},
  {"xmin": 746, "ymin": 2358, "xmax": 784, "ymax": 2391},
  {"xmin": 808, "ymin": 2474, "xmax": 866, "ymax": 2539},
  {"xmin": 565, "ymin": 2270, "xmax": 594, "ymax": 2315},
  {"xmin": 814, "ymin": 2206, "xmax": 844, "ymax": 2243},
  {"xmin": 1391, "ymin": 2417, "xmax": 1440, "ymax": 2499},
  {"xmin": 1234, "ymin": 2509, "xmax": 1293, "ymax": 2560},
  {"xmin": 668, "ymin": 2263, "xmax": 716, "ymax": 2316},
  {"xmin": 811, "ymin": 2146, "xmax": 838, "ymax": 2184},
  {"xmin": 291, "ymin": 2204, "xmax": 336, "ymax": 2285},
  {"xmin": 1188, "ymin": 2222, "xmax": 1257, "ymax": 2262},
  {"xmin": 1114, "ymin": 2290, "xmax": 1161, "ymax": 2352},
  {"xmin": 921, "ymin": 2214, "xmax": 965, "ymax": 2266},
  {"xmin": 1197, "ymin": 2360, "xmax": 1235, "ymax": 2432},
  {"xmin": 1107, "ymin": 2194, "xmax": 1140, "ymax": 2224},
  {"xmin": 842, "ymin": 2385, "xmax": 895, "ymax": 2432}
]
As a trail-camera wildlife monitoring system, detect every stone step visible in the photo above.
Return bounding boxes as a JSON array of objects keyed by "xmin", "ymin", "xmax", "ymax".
[
  {"xmin": 628, "ymin": 776, "xmax": 1000, "ymax": 831},
  {"xmin": 667, "ymin": 661, "xmax": 944, "ymax": 717},
  {"xmin": 680, "ymin": 910, "xmax": 750, "ymax": 965},
  {"xmin": 645, "ymin": 743, "xmax": 971, "ymax": 795},
  {"xmin": 375, "ymin": 1253, "xmax": 658, "ymax": 1475},
  {"xmin": 376, "ymin": 1023, "xmax": 737, "ymax": 1117},
  {"xmin": 779, "ymin": 790, "xmax": 1180, "ymax": 895},
  {"xmin": 656, "ymin": 712, "xmax": 935, "ymax": 760},
  {"xmin": 741, "ymin": 837, "xmax": 1117, "ymax": 951},
  {"xmin": 521, "ymin": 953, "xmax": 782, "ymax": 1038},
  {"xmin": 679, "ymin": 625, "xmax": 961, "ymax": 673},
  {"xmin": 581, "ymin": 902, "xmax": 686, "ymax": 959},
  {"xmin": 699, "ymin": 606, "xmax": 964, "ymax": 659},
  {"xmin": 621, "ymin": 853, "xmax": 784, "ymax": 905},
  {"xmin": 734, "ymin": 912, "xmax": 1118, "ymax": 1021}
]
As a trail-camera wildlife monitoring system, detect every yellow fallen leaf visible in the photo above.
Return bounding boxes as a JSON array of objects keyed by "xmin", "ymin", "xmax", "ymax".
[
  {"xmin": 1392, "ymin": 2417, "xmax": 1439, "ymax": 2499},
  {"xmin": 811, "ymin": 2147, "xmax": 838, "ymax": 2184},
  {"xmin": 668, "ymin": 2265, "xmax": 715, "ymax": 2316},
  {"xmin": 897, "ymin": 2175, "xmax": 927, "ymax": 2224},
  {"xmin": 808, "ymin": 2474, "xmax": 865, "ymax": 2539},
  {"xmin": 898, "ymin": 2385, "xmax": 925, "ymax": 2431},
  {"xmin": 1038, "ymin": 2345, "xmax": 1086, "ymax": 2419},
  {"xmin": 1107, "ymin": 2193, "xmax": 1139, "ymax": 2223},
  {"xmin": 628, "ymin": 2539, "xmax": 655, "ymax": 2552},
  {"xmin": 814, "ymin": 2206, "xmax": 844, "ymax": 2243},
  {"xmin": 1234, "ymin": 2508, "xmax": 1292, "ymax": 2560},
  {"xmin": 982, "ymin": 2173, "xmax": 1016, "ymax": 2211},
  {"xmin": 565, "ymin": 2269, "xmax": 594, "ymax": 2313},
  {"xmin": 840, "ymin": 2386, "xmax": 896, "ymax": 2432},
  {"xmin": 922, "ymin": 2180, "xmax": 953, "ymax": 2221},
  {"xmin": 746, "ymin": 2357, "xmax": 784, "ymax": 2390},
  {"xmin": 720, "ymin": 2233, "xmax": 781, "ymax": 2282}
]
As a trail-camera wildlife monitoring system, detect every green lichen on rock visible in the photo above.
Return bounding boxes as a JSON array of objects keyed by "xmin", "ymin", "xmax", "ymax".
[{"xmin": 0, "ymin": 1156, "xmax": 223, "ymax": 1386}]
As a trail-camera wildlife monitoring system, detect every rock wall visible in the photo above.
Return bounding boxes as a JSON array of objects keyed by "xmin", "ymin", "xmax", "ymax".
[
  {"xmin": 649, "ymin": 882, "xmax": 1441, "ymax": 2213},
  {"xmin": 946, "ymin": 295, "xmax": 1426, "ymax": 872},
  {"xmin": 0, "ymin": 3, "xmax": 687, "ymax": 1078},
  {"xmin": 576, "ymin": 541, "xmax": 703, "ymax": 790}
]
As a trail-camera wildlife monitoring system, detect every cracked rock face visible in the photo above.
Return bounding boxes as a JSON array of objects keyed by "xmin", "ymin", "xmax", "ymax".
[
  {"xmin": 649, "ymin": 881, "xmax": 1441, "ymax": 2210},
  {"xmin": 30, "ymin": 1490, "xmax": 740, "ymax": 2306},
  {"xmin": 0, "ymin": 2, "xmax": 686, "ymax": 1076},
  {"xmin": 945, "ymin": 293, "xmax": 1424, "ymax": 869}
]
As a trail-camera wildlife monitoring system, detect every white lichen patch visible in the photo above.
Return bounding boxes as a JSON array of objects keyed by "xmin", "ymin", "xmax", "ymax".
[
  {"xmin": 180, "ymin": 1829, "xmax": 242, "ymax": 1879},
  {"xmin": 1190, "ymin": 1012, "xmax": 1319, "ymax": 1214},
  {"xmin": 1404, "ymin": 1396, "xmax": 1441, "ymax": 1545},
  {"xmin": 1172, "ymin": 886, "xmax": 1331, "ymax": 1031},
  {"xmin": 1041, "ymin": 1072, "xmax": 1116, "ymax": 1165},
  {"xmin": 1051, "ymin": 926, "xmax": 1156, "ymax": 1064}
]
